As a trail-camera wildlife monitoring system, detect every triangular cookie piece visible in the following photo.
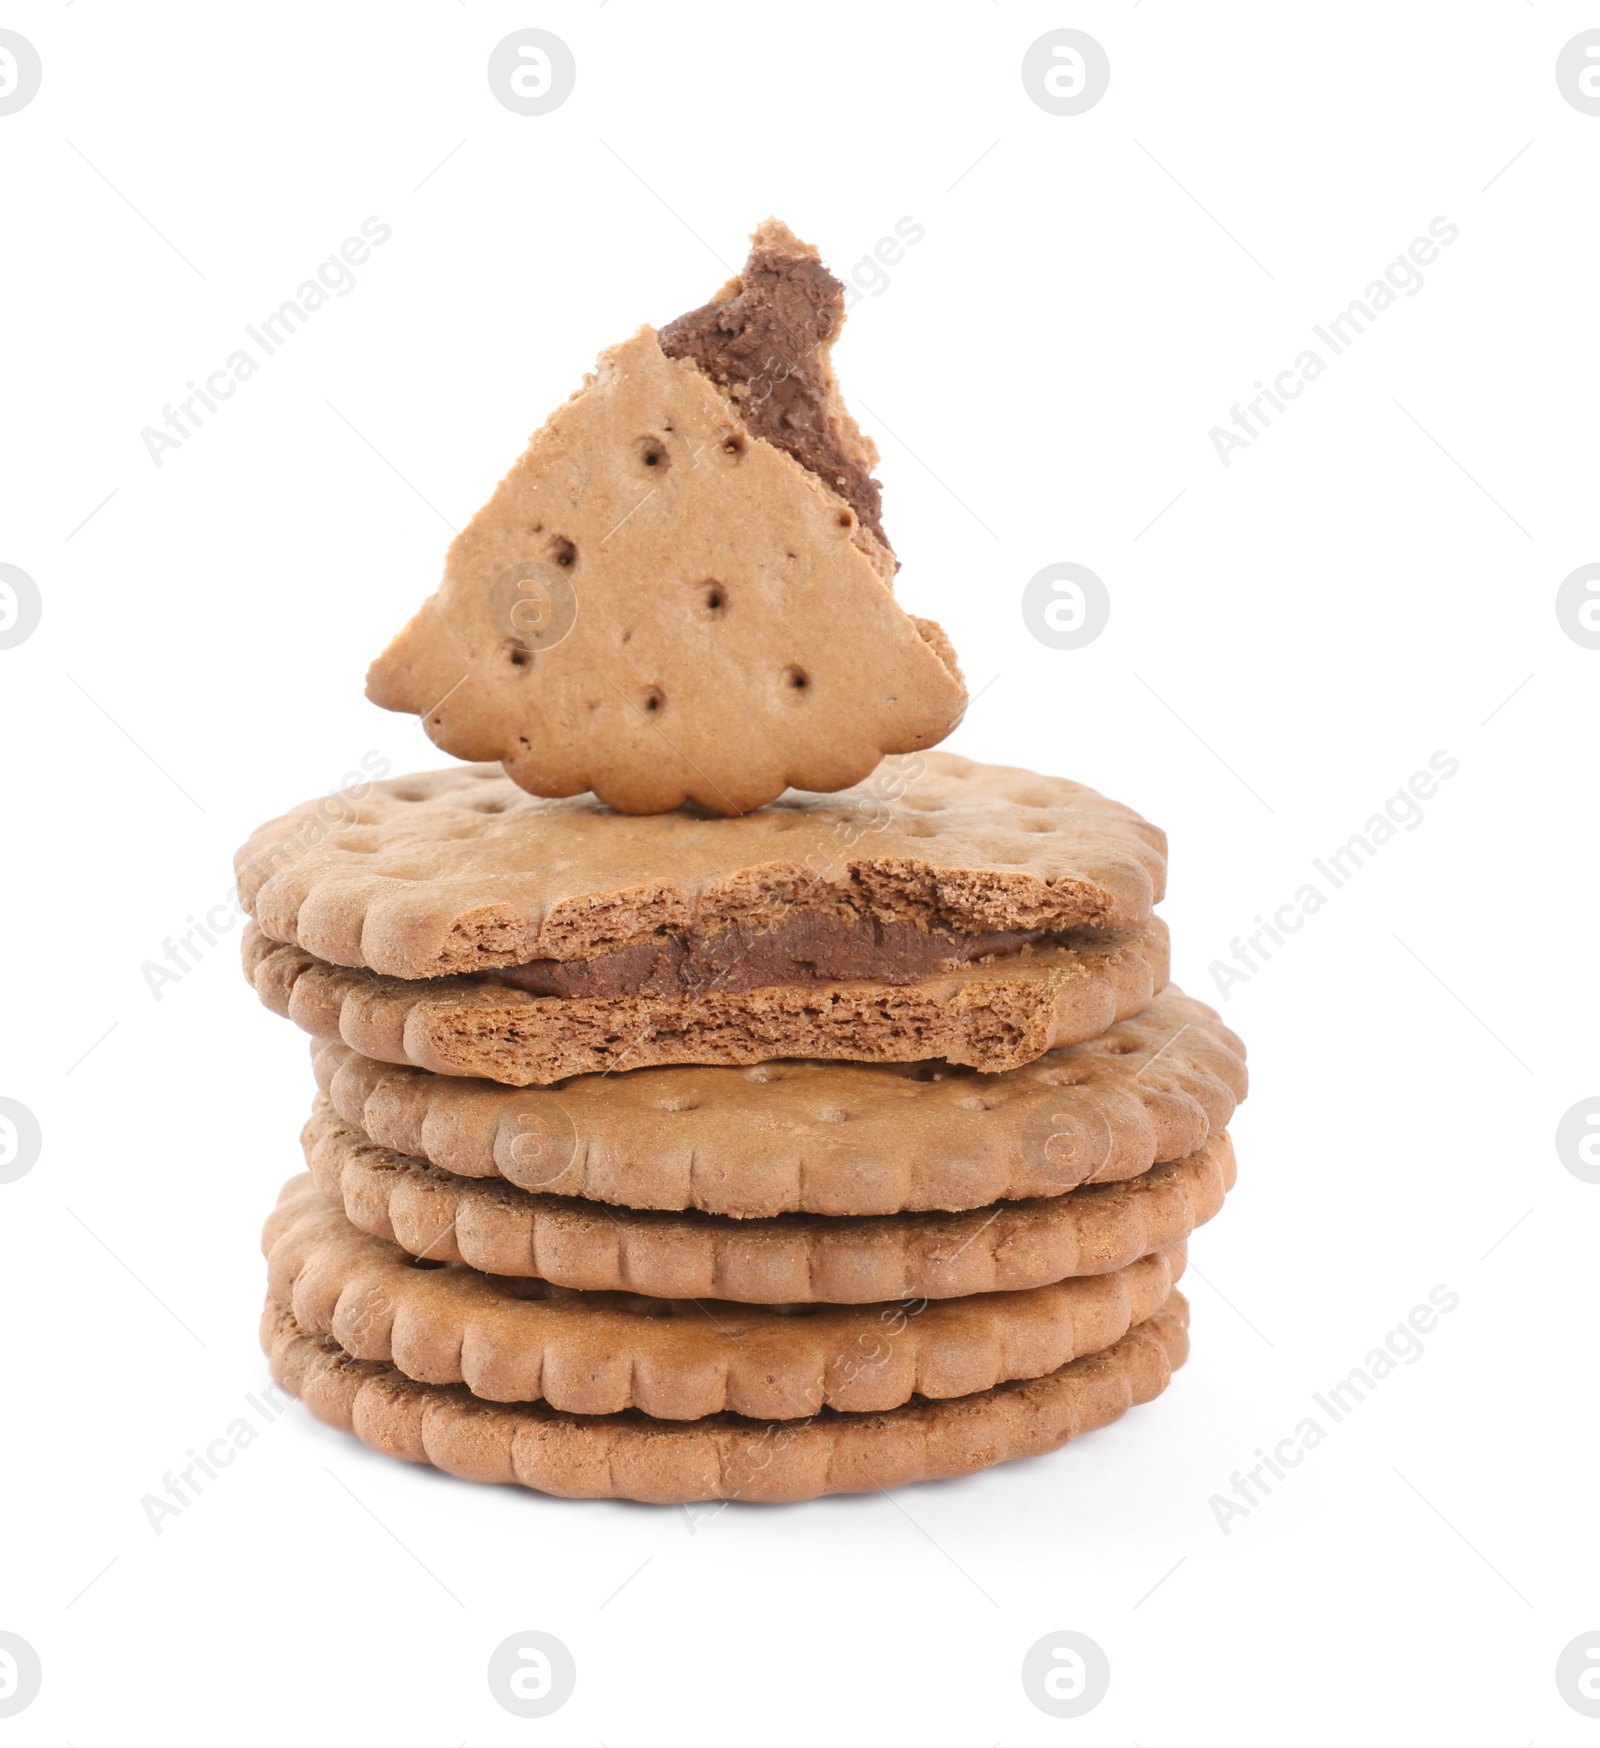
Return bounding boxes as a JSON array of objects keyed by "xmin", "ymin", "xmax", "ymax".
[{"xmin": 366, "ymin": 223, "xmax": 966, "ymax": 815}]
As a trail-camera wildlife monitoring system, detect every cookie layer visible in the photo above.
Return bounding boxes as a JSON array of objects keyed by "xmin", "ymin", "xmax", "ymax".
[
  {"xmin": 306, "ymin": 1098, "xmax": 1234, "ymax": 1301},
  {"xmin": 246, "ymin": 918, "xmax": 1169, "ymax": 1084},
  {"xmin": 235, "ymin": 753, "xmax": 1167, "ymax": 980},
  {"xmin": 264, "ymin": 1175, "xmax": 1184, "ymax": 1419},
  {"xmin": 308, "ymin": 985, "xmax": 1244, "ymax": 1214},
  {"xmin": 263, "ymin": 1292, "xmax": 1189, "ymax": 1503}
]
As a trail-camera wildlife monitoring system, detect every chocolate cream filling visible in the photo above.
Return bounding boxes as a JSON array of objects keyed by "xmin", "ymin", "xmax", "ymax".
[
  {"xmin": 658, "ymin": 222, "xmax": 889, "ymax": 548},
  {"xmin": 482, "ymin": 912, "xmax": 1043, "ymax": 1001}
]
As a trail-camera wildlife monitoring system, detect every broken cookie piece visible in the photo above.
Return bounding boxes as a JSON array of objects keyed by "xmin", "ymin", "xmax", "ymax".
[{"xmin": 365, "ymin": 221, "xmax": 965, "ymax": 816}]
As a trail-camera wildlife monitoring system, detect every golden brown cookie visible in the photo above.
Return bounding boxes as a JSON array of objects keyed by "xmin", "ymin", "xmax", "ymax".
[
  {"xmin": 363, "ymin": 309, "xmax": 964, "ymax": 814},
  {"xmin": 264, "ymin": 1174, "xmax": 1185, "ymax": 1419},
  {"xmin": 308, "ymin": 984, "xmax": 1244, "ymax": 1214},
  {"xmin": 305, "ymin": 1097, "xmax": 1235, "ymax": 1301},
  {"xmin": 262, "ymin": 1291, "xmax": 1189, "ymax": 1503},
  {"xmin": 235, "ymin": 752, "xmax": 1167, "ymax": 981},
  {"xmin": 245, "ymin": 917, "xmax": 1169, "ymax": 1084}
]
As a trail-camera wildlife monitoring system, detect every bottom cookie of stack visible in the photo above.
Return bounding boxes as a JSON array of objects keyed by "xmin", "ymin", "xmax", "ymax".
[{"xmin": 262, "ymin": 1291, "xmax": 1189, "ymax": 1505}]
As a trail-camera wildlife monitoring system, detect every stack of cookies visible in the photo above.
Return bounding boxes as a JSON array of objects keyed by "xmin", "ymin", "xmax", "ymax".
[{"xmin": 238, "ymin": 223, "xmax": 1247, "ymax": 1504}]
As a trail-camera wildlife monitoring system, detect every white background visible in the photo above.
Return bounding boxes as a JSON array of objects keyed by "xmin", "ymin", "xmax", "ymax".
[{"xmin": 2, "ymin": 3, "xmax": 1596, "ymax": 1741}]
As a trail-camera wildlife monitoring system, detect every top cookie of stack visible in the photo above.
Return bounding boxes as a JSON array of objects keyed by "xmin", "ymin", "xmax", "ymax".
[
  {"xmin": 239, "ymin": 752, "xmax": 1169, "ymax": 1084},
  {"xmin": 240, "ymin": 220, "xmax": 1244, "ymax": 1505}
]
